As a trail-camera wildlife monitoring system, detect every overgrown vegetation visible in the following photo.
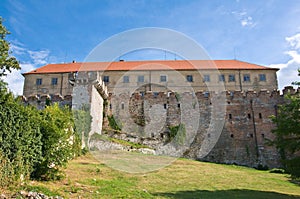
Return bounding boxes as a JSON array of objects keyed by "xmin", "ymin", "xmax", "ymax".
[
  {"xmin": 73, "ymin": 105, "xmax": 92, "ymax": 147},
  {"xmin": 271, "ymin": 70, "xmax": 300, "ymax": 179},
  {"xmin": 0, "ymin": 81, "xmax": 82, "ymax": 185},
  {"xmin": 0, "ymin": 81, "xmax": 42, "ymax": 187},
  {"xmin": 0, "ymin": 18, "xmax": 82, "ymax": 186},
  {"xmin": 31, "ymin": 104, "xmax": 81, "ymax": 181},
  {"xmin": 168, "ymin": 123, "xmax": 186, "ymax": 145},
  {"xmin": 108, "ymin": 115, "xmax": 122, "ymax": 131}
]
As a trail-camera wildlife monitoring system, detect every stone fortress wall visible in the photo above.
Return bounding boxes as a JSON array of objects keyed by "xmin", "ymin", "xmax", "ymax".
[{"xmin": 22, "ymin": 84, "xmax": 299, "ymax": 169}]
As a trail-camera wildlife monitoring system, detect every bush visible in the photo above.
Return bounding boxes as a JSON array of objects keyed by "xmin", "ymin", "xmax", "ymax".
[
  {"xmin": 31, "ymin": 104, "xmax": 81, "ymax": 180},
  {"xmin": 0, "ymin": 81, "xmax": 42, "ymax": 187},
  {"xmin": 284, "ymin": 157, "xmax": 300, "ymax": 179}
]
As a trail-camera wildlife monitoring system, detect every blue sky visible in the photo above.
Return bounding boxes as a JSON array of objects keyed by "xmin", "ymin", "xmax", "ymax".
[{"xmin": 0, "ymin": 0, "xmax": 299, "ymax": 94}]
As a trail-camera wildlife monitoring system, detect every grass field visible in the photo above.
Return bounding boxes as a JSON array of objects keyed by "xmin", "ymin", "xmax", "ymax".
[{"xmin": 17, "ymin": 153, "xmax": 300, "ymax": 198}]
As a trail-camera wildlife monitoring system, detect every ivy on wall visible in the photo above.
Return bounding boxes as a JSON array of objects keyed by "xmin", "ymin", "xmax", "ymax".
[
  {"xmin": 168, "ymin": 123, "xmax": 186, "ymax": 145},
  {"xmin": 108, "ymin": 115, "xmax": 122, "ymax": 131}
]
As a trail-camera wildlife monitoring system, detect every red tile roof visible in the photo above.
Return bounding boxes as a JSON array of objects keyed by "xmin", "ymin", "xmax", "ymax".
[{"xmin": 23, "ymin": 60, "xmax": 278, "ymax": 75}]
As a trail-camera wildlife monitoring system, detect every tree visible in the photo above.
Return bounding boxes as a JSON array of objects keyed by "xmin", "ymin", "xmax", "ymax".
[
  {"xmin": 292, "ymin": 69, "xmax": 300, "ymax": 86},
  {"xmin": 0, "ymin": 17, "xmax": 20, "ymax": 77},
  {"xmin": 271, "ymin": 71, "xmax": 300, "ymax": 178}
]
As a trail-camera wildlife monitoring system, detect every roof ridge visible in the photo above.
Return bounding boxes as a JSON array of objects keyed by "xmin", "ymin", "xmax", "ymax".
[{"xmin": 23, "ymin": 60, "xmax": 278, "ymax": 75}]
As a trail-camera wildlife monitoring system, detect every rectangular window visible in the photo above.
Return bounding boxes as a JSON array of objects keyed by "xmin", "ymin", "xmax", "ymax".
[
  {"xmin": 186, "ymin": 75, "xmax": 193, "ymax": 82},
  {"xmin": 36, "ymin": 78, "xmax": 42, "ymax": 85},
  {"xmin": 243, "ymin": 74, "xmax": 250, "ymax": 82},
  {"xmin": 259, "ymin": 74, "xmax": 266, "ymax": 81},
  {"xmin": 203, "ymin": 75, "xmax": 210, "ymax": 82},
  {"xmin": 123, "ymin": 76, "xmax": 129, "ymax": 83},
  {"xmin": 219, "ymin": 74, "xmax": 225, "ymax": 82},
  {"xmin": 229, "ymin": 74, "xmax": 235, "ymax": 82},
  {"xmin": 103, "ymin": 76, "xmax": 109, "ymax": 83},
  {"xmin": 160, "ymin": 75, "xmax": 167, "ymax": 82},
  {"xmin": 51, "ymin": 78, "xmax": 58, "ymax": 85},
  {"xmin": 138, "ymin": 75, "xmax": 144, "ymax": 83}
]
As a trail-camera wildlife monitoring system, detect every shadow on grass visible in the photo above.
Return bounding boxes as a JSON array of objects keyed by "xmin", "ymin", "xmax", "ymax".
[
  {"xmin": 154, "ymin": 189, "xmax": 300, "ymax": 199},
  {"xmin": 289, "ymin": 179, "xmax": 300, "ymax": 186}
]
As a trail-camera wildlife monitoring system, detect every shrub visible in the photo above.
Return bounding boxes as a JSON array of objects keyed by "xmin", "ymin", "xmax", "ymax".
[
  {"xmin": 31, "ymin": 104, "xmax": 81, "ymax": 181},
  {"xmin": 0, "ymin": 81, "xmax": 42, "ymax": 187},
  {"xmin": 284, "ymin": 157, "xmax": 300, "ymax": 179}
]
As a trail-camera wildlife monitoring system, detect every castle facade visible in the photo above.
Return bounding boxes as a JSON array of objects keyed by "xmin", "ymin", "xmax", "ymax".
[{"xmin": 22, "ymin": 59, "xmax": 286, "ymax": 168}]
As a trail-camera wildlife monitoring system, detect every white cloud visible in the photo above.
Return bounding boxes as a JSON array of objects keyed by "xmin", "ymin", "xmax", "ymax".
[
  {"xmin": 2, "ymin": 42, "xmax": 50, "ymax": 95},
  {"xmin": 10, "ymin": 43, "xmax": 26, "ymax": 55},
  {"xmin": 28, "ymin": 50, "xmax": 50, "ymax": 65},
  {"xmin": 286, "ymin": 33, "xmax": 300, "ymax": 50},
  {"xmin": 232, "ymin": 11, "xmax": 256, "ymax": 28},
  {"xmin": 241, "ymin": 16, "xmax": 254, "ymax": 27},
  {"xmin": 269, "ymin": 33, "xmax": 300, "ymax": 90},
  {"xmin": 286, "ymin": 50, "xmax": 300, "ymax": 62}
]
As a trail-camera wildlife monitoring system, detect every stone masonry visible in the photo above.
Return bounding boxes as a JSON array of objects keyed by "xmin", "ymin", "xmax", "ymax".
[
  {"xmin": 106, "ymin": 87, "xmax": 300, "ymax": 168},
  {"xmin": 22, "ymin": 83, "xmax": 299, "ymax": 168}
]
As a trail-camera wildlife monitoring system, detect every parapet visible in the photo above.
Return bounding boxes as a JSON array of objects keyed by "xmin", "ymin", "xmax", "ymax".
[
  {"xmin": 109, "ymin": 88, "xmax": 291, "ymax": 102},
  {"xmin": 22, "ymin": 94, "xmax": 72, "ymax": 109}
]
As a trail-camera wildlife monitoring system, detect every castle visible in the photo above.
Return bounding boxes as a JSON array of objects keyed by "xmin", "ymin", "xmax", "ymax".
[{"xmin": 22, "ymin": 59, "xmax": 291, "ymax": 168}]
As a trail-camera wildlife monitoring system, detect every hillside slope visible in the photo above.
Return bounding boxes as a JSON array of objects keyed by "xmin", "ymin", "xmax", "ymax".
[{"xmin": 6, "ymin": 153, "xmax": 300, "ymax": 199}]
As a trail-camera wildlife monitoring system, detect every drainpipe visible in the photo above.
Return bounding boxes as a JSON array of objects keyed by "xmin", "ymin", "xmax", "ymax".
[
  {"xmin": 250, "ymin": 99, "xmax": 259, "ymax": 158},
  {"xmin": 60, "ymin": 73, "xmax": 64, "ymax": 96},
  {"xmin": 149, "ymin": 70, "xmax": 152, "ymax": 91},
  {"xmin": 238, "ymin": 70, "xmax": 242, "ymax": 91}
]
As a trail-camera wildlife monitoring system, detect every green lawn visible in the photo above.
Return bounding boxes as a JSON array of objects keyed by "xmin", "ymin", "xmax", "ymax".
[{"xmin": 20, "ymin": 153, "xmax": 300, "ymax": 199}]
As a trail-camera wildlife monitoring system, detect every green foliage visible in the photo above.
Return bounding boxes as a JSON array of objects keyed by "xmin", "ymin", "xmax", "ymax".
[
  {"xmin": 168, "ymin": 124, "xmax": 186, "ymax": 145},
  {"xmin": 108, "ymin": 115, "xmax": 121, "ymax": 131},
  {"xmin": 0, "ymin": 17, "xmax": 20, "ymax": 77},
  {"xmin": 284, "ymin": 157, "xmax": 300, "ymax": 179},
  {"xmin": 175, "ymin": 92, "xmax": 181, "ymax": 101},
  {"xmin": 292, "ymin": 69, "xmax": 300, "ymax": 86},
  {"xmin": 0, "ymin": 19, "xmax": 81, "ymax": 186},
  {"xmin": 271, "ymin": 93, "xmax": 300, "ymax": 178},
  {"xmin": 255, "ymin": 164, "xmax": 269, "ymax": 171},
  {"xmin": 73, "ymin": 105, "xmax": 92, "ymax": 148},
  {"xmin": 0, "ymin": 81, "xmax": 42, "ymax": 187},
  {"xmin": 31, "ymin": 104, "xmax": 81, "ymax": 181},
  {"xmin": 269, "ymin": 168, "xmax": 285, "ymax": 174},
  {"xmin": 1, "ymin": 87, "xmax": 80, "ymax": 183}
]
